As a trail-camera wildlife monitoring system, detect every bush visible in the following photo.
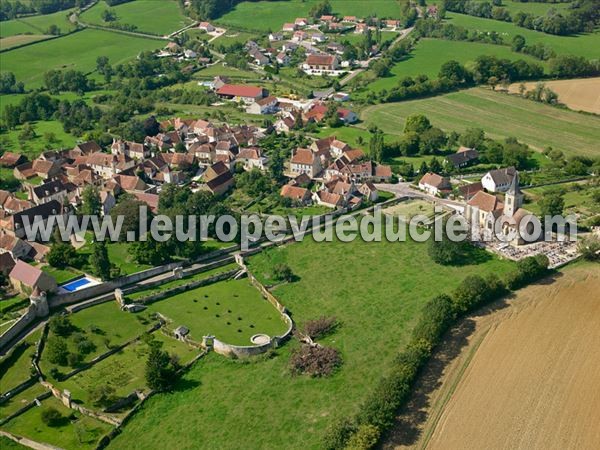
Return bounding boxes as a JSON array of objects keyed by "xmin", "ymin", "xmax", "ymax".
[
  {"xmin": 345, "ymin": 424, "xmax": 380, "ymax": 450},
  {"xmin": 41, "ymin": 407, "xmax": 64, "ymax": 427},
  {"xmin": 289, "ymin": 345, "xmax": 342, "ymax": 377},
  {"xmin": 323, "ymin": 417, "xmax": 357, "ymax": 450},
  {"xmin": 90, "ymin": 384, "xmax": 116, "ymax": 408},
  {"xmin": 45, "ymin": 337, "xmax": 69, "ymax": 366},
  {"xmin": 49, "ymin": 315, "xmax": 74, "ymax": 337},
  {"xmin": 272, "ymin": 263, "xmax": 294, "ymax": 282},
  {"xmin": 505, "ymin": 254, "xmax": 550, "ymax": 289},
  {"xmin": 302, "ymin": 316, "xmax": 338, "ymax": 339}
]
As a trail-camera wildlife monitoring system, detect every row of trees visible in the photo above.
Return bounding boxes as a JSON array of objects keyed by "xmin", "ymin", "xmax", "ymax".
[{"xmin": 442, "ymin": 0, "xmax": 600, "ymax": 36}]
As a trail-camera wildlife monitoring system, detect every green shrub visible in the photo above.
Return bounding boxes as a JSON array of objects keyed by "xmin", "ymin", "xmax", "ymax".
[
  {"xmin": 41, "ymin": 407, "xmax": 64, "ymax": 427},
  {"xmin": 345, "ymin": 424, "xmax": 380, "ymax": 450}
]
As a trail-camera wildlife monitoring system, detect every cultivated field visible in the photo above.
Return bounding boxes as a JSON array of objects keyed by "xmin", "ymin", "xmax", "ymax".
[
  {"xmin": 0, "ymin": 34, "xmax": 50, "ymax": 50},
  {"xmin": 216, "ymin": 0, "xmax": 405, "ymax": 31},
  {"xmin": 109, "ymin": 232, "xmax": 514, "ymax": 449},
  {"xmin": 445, "ymin": 12, "xmax": 600, "ymax": 58},
  {"xmin": 0, "ymin": 29, "xmax": 163, "ymax": 87},
  {"xmin": 358, "ymin": 38, "xmax": 544, "ymax": 92},
  {"xmin": 420, "ymin": 263, "xmax": 600, "ymax": 450},
  {"xmin": 362, "ymin": 88, "xmax": 600, "ymax": 157},
  {"xmin": 508, "ymin": 77, "xmax": 600, "ymax": 114},
  {"xmin": 81, "ymin": 0, "xmax": 192, "ymax": 36}
]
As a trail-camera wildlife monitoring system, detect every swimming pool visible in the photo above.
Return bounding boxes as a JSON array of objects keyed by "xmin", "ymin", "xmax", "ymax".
[{"xmin": 60, "ymin": 276, "xmax": 99, "ymax": 292}]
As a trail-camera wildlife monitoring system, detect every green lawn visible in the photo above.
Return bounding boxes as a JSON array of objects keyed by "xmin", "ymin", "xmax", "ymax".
[
  {"xmin": 0, "ymin": 120, "xmax": 79, "ymax": 160},
  {"xmin": 445, "ymin": 12, "xmax": 600, "ymax": 58},
  {"xmin": 194, "ymin": 61, "xmax": 259, "ymax": 79},
  {"xmin": 0, "ymin": 9, "xmax": 76, "ymax": 38},
  {"xmin": 356, "ymin": 38, "xmax": 545, "ymax": 94},
  {"xmin": 211, "ymin": 30, "xmax": 261, "ymax": 48},
  {"xmin": 145, "ymin": 278, "xmax": 288, "ymax": 346},
  {"xmin": 110, "ymin": 225, "xmax": 515, "ymax": 449},
  {"xmin": 0, "ymin": 329, "xmax": 41, "ymax": 393},
  {"xmin": 362, "ymin": 87, "xmax": 600, "ymax": 157},
  {"xmin": 1, "ymin": 396, "xmax": 112, "ymax": 450},
  {"xmin": 107, "ymin": 242, "xmax": 152, "ymax": 276},
  {"xmin": 0, "ymin": 29, "xmax": 163, "ymax": 88},
  {"xmin": 126, "ymin": 262, "xmax": 239, "ymax": 301},
  {"xmin": 40, "ymin": 265, "xmax": 80, "ymax": 284},
  {"xmin": 216, "ymin": 0, "xmax": 406, "ymax": 31},
  {"xmin": 0, "ymin": 384, "xmax": 48, "ymax": 420},
  {"xmin": 81, "ymin": 0, "xmax": 192, "ymax": 36}
]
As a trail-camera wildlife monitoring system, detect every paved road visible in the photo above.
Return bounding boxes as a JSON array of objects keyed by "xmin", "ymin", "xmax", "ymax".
[{"xmin": 375, "ymin": 182, "xmax": 465, "ymax": 213}]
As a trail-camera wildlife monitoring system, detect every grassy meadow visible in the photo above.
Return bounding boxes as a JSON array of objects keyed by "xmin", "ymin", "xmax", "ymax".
[
  {"xmin": 362, "ymin": 88, "xmax": 600, "ymax": 157},
  {"xmin": 80, "ymin": 0, "xmax": 192, "ymax": 36},
  {"xmin": 445, "ymin": 12, "xmax": 600, "ymax": 58},
  {"xmin": 216, "ymin": 0, "xmax": 406, "ymax": 31},
  {"xmin": 355, "ymin": 38, "xmax": 544, "ymax": 94},
  {"xmin": 0, "ymin": 9, "xmax": 76, "ymax": 38},
  {"xmin": 109, "ymin": 227, "xmax": 515, "ymax": 449},
  {"xmin": 0, "ymin": 29, "xmax": 163, "ymax": 88}
]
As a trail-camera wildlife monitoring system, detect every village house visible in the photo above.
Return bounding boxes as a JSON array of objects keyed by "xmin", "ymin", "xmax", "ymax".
[
  {"xmin": 249, "ymin": 48, "xmax": 270, "ymax": 66},
  {"xmin": 3, "ymin": 200, "xmax": 66, "ymax": 239},
  {"xmin": 343, "ymin": 15, "xmax": 358, "ymax": 23},
  {"xmin": 482, "ymin": 167, "xmax": 517, "ymax": 193},
  {"xmin": 372, "ymin": 164, "xmax": 393, "ymax": 182},
  {"xmin": 320, "ymin": 15, "xmax": 337, "ymax": 23},
  {"xmin": 236, "ymin": 147, "xmax": 268, "ymax": 171},
  {"xmin": 14, "ymin": 159, "xmax": 60, "ymax": 181},
  {"xmin": 87, "ymin": 152, "xmax": 135, "ymax": 179},
  {"xmin": 310, "ymin": 31, "xmax": 327, "ymax": 43},
  {"xmin": 280, "ymin": 185, "xmax": 311, "ymax": 205},
  {"xmin": 313, "ymin": 190, "xmax": 343, "ymax": 208},
  {"xmin": 458, "ymin": 181, "xmax": 484, "ymax": 201},
  {"xmin": 0, "ymin": 252, "xmax": 16, "ymax": 277},
  {"xmin": 99, "ymin": 191, "xmax": 116, "ymax": 216},
  {"xmin": 111, "ymin": 139, "xmax": 151, "ymax": 160},
  {"xmin": 216, "ymin": 84, "xmax": 266, "ymax": 103},
  {"xmin": 0, "ymin": 234, "xmax": 33, "ymax": 260},
  {"xmin": 28, "ymin": 180, "xmax": 68, "ymax": 205},
  {"xmin": 246, "ymin": 96, "xmax": 278, "ymax": 115},
  {"xmin": 9, "ymin": 260, "xmax": 57, "ymax": 295},
  {"xmin": 303, "ymin": 54, "xmax": 340, "ymax": 74},
  {"xmin": 359, "ymin": 182, "xmax": 379, "ymax": 202},
  {"xmin": 276, "ymin": 52, "xmax": 291, "ymax": 66},
  {"xmin": 355, "ymin": 23, "xmax": 368, "ymax": 34},
  {"xmin": 290, "ymin": 148, "xmax": 322, "ymax": 179},
  {"xmin": 282, "ymin": 22, "xmax": 297, "ymax": 32},
  {"xmin": 0, "ymin": 152, "xmax": 26, "ymax": 168},
  {"xmin": 419, "ymin": 172, "xmax": 452, "ymax": 196},
  {"xmin": 202, "ymin": 161, "xmax": 234, "ymax": 195},
  {"xmin": 295, "ymin": 17, "xmax": 308, "ymax": 27},
  {"xmin": 269, "ymin": 32, "xmax": 283, "ymax": 41},
  {"xmin": 445, "ymin": 146, "xmax": 479, "ymax": 169},
  {"xmin": 70, "ymin": 141, "xmax": 102, "ymax": 158},
  {"xmin": 198, "ymin": 22, "xmax": 215, "ymax": 32}
]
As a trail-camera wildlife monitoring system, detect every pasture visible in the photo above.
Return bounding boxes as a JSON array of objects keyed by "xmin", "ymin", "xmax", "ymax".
[
  {"xmin": 109, "ymin": 228, "xmax": 514, "ymax": 449},
  {"xmin": 0, "ymin": 9, "xmax": 75, "ymax": 38},
  {"xmin": 356, "ymin": 38, "xmax": 544, "ymax": 93},
  {"xmin": 216, "ymin": 0, "xmax": 406, "ymax": 31},
  {"xmin": 445, "ymin": 12, "xmax": 600, "ymax": 58},
  {"xmin": 508, "ymin": 77, "xmax": 600, "ymax": 114},
  {"xmin": 362, "ymin": 88, "xmax": 600, "ymax": 157},
  {"xmin": 423, "ymin": 263, "xmax": 600, "ymax": 450},
  {"xmin": 0, "ymin": 29, "xmax": 163, "ymax": 87},
  {"xmin": 80, "ymin": 0, "xmax": 192, "ymax": 36}
]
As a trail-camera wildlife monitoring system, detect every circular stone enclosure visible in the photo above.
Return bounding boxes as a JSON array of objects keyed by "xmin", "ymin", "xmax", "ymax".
[{"xmin": 250, "ymin": 334, "xmax": 270, "ymax": 345}]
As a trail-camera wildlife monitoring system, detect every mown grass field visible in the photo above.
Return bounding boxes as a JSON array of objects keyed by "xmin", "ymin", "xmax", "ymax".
[
  {"xmin": 109, "ymin": 229, "xmax": 514, "ymax": 449},
  {"xmin": 362, "ymin": 88, "xmax": 600, "ymax": 157},
  {"xmin": 356, "ymin": 38, "xmax": 544, "ymax": 94},
  {"xmin": 145, "ymin": 278, "xmax": 288, "ymax": 345},
  {"xmin": 0, "ymin": 9, "xmax": 75, "ymax": 38},
  {"xmin": 445, "ymin": 12, "xmax": 600, "ymax": 58},
  {"xmin": 0, "ymin": 29, "xmax": 163, "ymax": 87},
  {"xmin": 216, "ymin": 0, "xmax": 405, "ymax": 31},
  {"xmin": 0, "ymin": 329, "xmax": 41, "ymax": 393},
  {"xmin": 0, "ymin": 34, "xmax": 50, "ymax": 50},
  {"xmin": 81, "ymin": 0, "xmax": 192, "ymax": 36}
]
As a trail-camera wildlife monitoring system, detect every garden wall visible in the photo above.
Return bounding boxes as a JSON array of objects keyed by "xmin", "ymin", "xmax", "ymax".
[
  {"xmin": 0, "ymin": 304, "xmax": 38, "ymax": 351},
  {"xmin": 0, "ymin": 430, "xmax": 62, "ymax": 450}
]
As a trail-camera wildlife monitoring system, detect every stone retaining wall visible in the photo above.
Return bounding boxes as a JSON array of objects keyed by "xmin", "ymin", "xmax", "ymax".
[{"xmin": 0, "ymin": 430, "xmax": 62, "ymax": 450}]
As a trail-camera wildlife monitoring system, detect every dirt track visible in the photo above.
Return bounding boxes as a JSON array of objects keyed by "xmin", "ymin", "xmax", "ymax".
[
  {"xmin": 383, "ymin": 263, "xmax": 600, "ymax": 450},
  {"xmin": 508, "ymin": 77, "xmax": 600, "ymax": 114}
]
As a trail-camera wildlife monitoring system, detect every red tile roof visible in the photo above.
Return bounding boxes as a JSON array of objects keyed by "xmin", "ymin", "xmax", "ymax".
[{"xmin": 216, "ymin": 84, "xmax": 264, "ymax": 99}]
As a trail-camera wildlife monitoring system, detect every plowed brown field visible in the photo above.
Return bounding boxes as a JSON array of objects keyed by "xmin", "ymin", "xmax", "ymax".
[{"xmin": 384, "ymin": 263, "xmax": 600, "ymax": 450}]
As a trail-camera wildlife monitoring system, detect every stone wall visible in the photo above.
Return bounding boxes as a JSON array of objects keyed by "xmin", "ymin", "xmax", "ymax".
[
  {"xmin": 0, "ymin": 305, "xmax": 37, "ymax": 352},
  {"xmin": 0, "ymin": 430, "xmax": 62, "ymax": 450}
]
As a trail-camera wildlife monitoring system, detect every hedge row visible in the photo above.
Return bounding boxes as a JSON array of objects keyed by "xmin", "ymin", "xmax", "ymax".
[{"xmin": 324, "ymin": 254, "xmax": 551, "ymax": 449}]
